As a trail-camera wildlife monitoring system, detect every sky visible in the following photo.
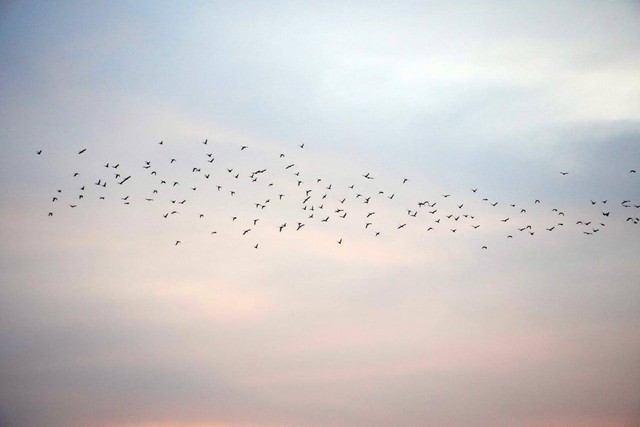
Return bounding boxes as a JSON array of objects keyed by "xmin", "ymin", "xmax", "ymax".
[{"xmin": 1, "ymin": 1, "xmax": 640, "ymax": 426}]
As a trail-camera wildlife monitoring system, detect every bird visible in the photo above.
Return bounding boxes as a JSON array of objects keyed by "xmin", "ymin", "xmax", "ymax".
[
  {"xmin": 402, "ymin": 178, "xmax": 408, "ymax": 184},
  {"xmin": 78, "ymin": 148, "xmax": 86, "ymax": 154},
  {"xmin": 37, "ymin": 150, "xmax": 42, "ymax": 155},
  {"xmin": 481, "ymin": 246, "xmax": 488, "ymax": 249},
  {"xmin": 242, "ymin": 229, "xmax": 251, "ymax": 235},
  {"xmin": 560, "ymin": 172, "xmax": 569, "ymax": 175},
  {"xmin": 118, "ymin": 176, "xmax": 131, "ymax": 185},
  {"xmin": 337, "ymin": 238, "xmax": 342, "ymax": 244},
  {"xmin": 241, "ymin": 146, "xmax": 248, "ymax": 150},
  {"xmin": 398, "ymin": 223, "xmax": 406, "ymax": 229},
  {"xmin": 299, "ymin": 143, "xmax": 304, "ymax": 148},
  {"xmin": 175, "ymin": 241, "xmax": 181, "ymax": 246},
  {"xmin": 254, "ymin": 243, "xmax": 259, "ymax": 249},
  {"xmin": 296, "ymin": 223, "xmax": 305, "ymax": 231}
]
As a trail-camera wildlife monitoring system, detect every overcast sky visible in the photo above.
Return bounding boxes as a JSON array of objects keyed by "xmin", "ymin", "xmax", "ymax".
[{"xmin": 1, "ymin": 1, "xmax": 640, "ymax": 426}]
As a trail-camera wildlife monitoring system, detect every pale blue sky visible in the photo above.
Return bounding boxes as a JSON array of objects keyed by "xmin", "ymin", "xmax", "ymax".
[{"xmin": 1, "ymin": 1, "xmax": 640, "ymax": 426}]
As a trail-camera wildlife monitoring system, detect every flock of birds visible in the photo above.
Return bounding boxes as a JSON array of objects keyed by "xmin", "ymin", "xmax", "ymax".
[{"xmin": 37, "ymin": 140, "xmax": 640, "ymax": 251}]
